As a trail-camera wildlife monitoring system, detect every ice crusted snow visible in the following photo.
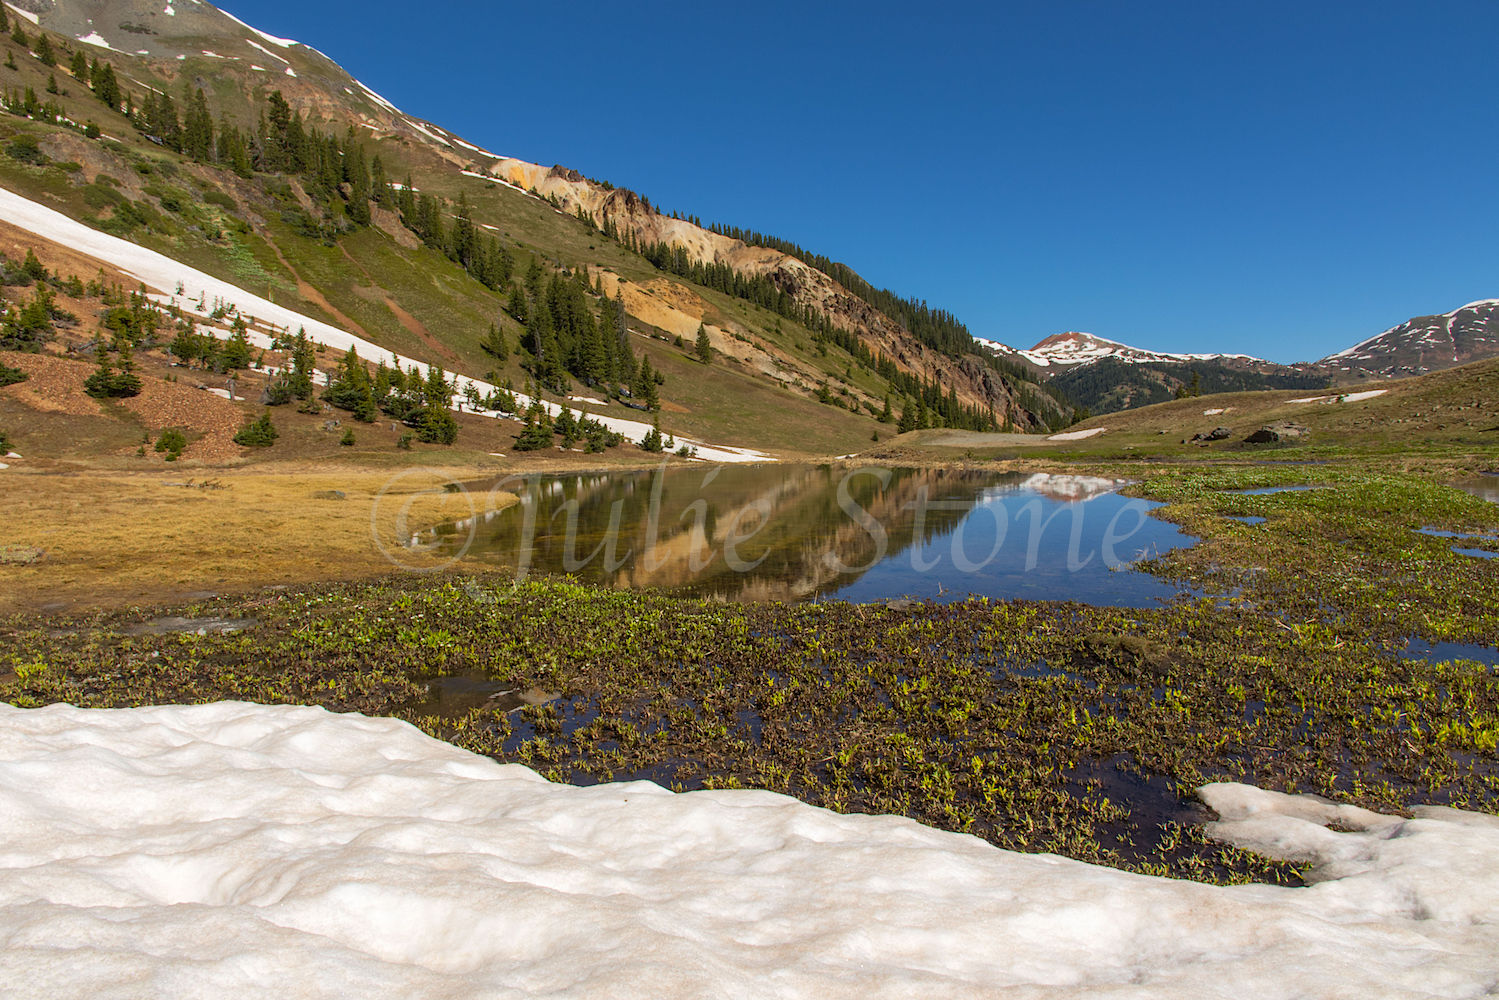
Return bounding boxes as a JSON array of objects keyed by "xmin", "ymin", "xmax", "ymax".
[
  {"xmin": 1, "ymin": 703, "xmax": 1498, "ymax": 998},
  {"xmin": 218, "ymin": 7, "xmax": 299, "ymax": 47}
]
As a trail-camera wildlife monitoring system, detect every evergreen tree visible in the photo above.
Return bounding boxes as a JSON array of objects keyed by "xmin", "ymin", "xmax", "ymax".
[
  {"xmin": 695, "ymin": 322, "xmax": 712, "ymax": 363},
  {"xmin": 183, "ymin": 87, "xmax": 213, "ymax": 160},
  {"xmin": 34, "ymin": 32, "xmax": 53, "ymax": 67},
  {"xmin": 0, "ymin": 6, "xmax": 8, "ymax": 33},
  {"xmin": 234, "ymin": 410, "xmax": 279, "ymax": 447},
  {"xmin": 480, "ymin": 322, "xmax": 507, "ymax": 359},
  {"xmin": 638, "ymin": 412, "xmax": 664, "ymax": 453},
  {"xmin": 417, "ymin": 364, "xmax": 458, "ymax": 444},
  {"xmin": 11, "ymin": 23, "xmax": 26, "ymax": 48},
  {"xmin": 897, "ymin": 398, "xmax": 915, "ymax": 433},
  {"xmin": 505, "ymin": 282, "xmax": 528, "ymax": 324},
  {"xmin": 879, "ymin": 394, "xmax": 894, "ymax": 423},
  {"xmin": 512, "ymin": 398, "xmax": 554, "ymax": 451},
  {"xmin": 69, "ymin": 49, "xmax": 86, "ymax": 80},
  {"xmin": 45, "ymin": 73, "xmax": 56, "ymax": 94},
  {"xmin": 637, "ymin": 353, "xmax": 659, "ymax": 411}
]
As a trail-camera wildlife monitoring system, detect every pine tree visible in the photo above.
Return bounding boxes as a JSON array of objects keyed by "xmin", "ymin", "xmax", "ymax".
[
  {"xmin": 481, "ymin": 321, "xmax": 508, "ymax": 359},
  {"xmin": 638, "ymin": 353, "xmax": 659, "ymax": 411},
  {"xmin": 11, "ymin": 23, "xmax": 27, "ymax": 48},
  {"xmin": 638, "ymin": 411, "xmax": 664, "ymax": 453},
  {"xmin": 897, "ymin": 398, "xmax": 915, "ymax": 433},
  {"xmin": 879, "ymin": 395, "xmax": 894, "ymax": 423},
  {"xmin": 34, "ymin": 32, "xmax": 53, "ymax": 67},
  {"xmin": 45, "ymin": 73, "xmax": 57, "ymax": 94},
  {"xmin": 0, "ymin": 6, "xmax": 9, "ymax": 33},
  {"xmin": 512, "ymin": 398, "xmax": 554, "ymax": 451},
  {"xmin": 695, "ymin": 322, "xmax": 712, "ymax": 363},
  {"xmin": 234, "ymin": 410, "xmax": 279, "ymax": 447},
  {"xmin": 69, "ymin": 49, "xmax": 85, "ymax": 80}
]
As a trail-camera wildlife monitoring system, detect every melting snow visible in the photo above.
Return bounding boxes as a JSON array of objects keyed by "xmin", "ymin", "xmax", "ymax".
[
  {"xmin": 218, "ymin": 8, "xmax": 299, "ymax": 47},
  {"xmin": 405, "ymin": 118, "xmax": 453, "ymax": 146},
  {"xmin": 355, "ymin": 79, "xmax": 400, "ymax": 113},
  {"xmin": 249, "ymin": 64, "xmax": 266, "ymax": 72},
  {"xmin": 244, "ymin": 37, "xmax": 291, "ymax": 65},
  {"xmin": 1, "ymin": 702, "xmax": 1497, "ymax": 997},
  {"xmin": 1048, "ymin": 427, "xmax": 1107, "ymax": 441},
  {"xmin": 76, "ymin": 31, "xmax": 116, "ymax": 50},
  {"xmin": 164, "ymin": 3, "xmax": 175, "ymax": 13},
  {"xmin": 6, "ymin": 4, "xmax": 38, "ymax": 25}
]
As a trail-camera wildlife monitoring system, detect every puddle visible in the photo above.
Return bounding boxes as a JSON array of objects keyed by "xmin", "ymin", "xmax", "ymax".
[
  {"xmin": 1415, "ymin": 527, "xmax": 1495, "ymax": 540},
  {"xmin": 1453, "ymin": 547, "xmax": 1499, "ymax": 560},
  {"xmin": 1228, "ymin": 486, "xmax": 1322, "ymax": 496},
  {"xmin": 1392, "ymin": 639, "xmax": 1499, "ymax": 668},
  {"xmin": 1450, "ymin": 476, "xmax": 1499, "ymax": 504},
  {"xmin": 1224, "ymin": 516, "xmax": 1266, "ymax": 526},
  {"xmin": 405, "ymin": 671, "xmax": 558, "ymax": 719},
  {"xmin": 111, "ymin": 617, "xmax": 259, "ymax": 637}
]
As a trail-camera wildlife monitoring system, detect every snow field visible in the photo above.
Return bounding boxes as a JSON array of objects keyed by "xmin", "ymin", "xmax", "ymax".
[
  {"xmin": 1, "ymin": 702, "xmax": 1497, "ymax": 998},
  {"xmin": 0, "ymin": 186, "xmax": 766, "ymax": 463}
]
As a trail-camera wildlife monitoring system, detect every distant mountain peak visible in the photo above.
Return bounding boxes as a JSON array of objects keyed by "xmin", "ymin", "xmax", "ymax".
[
  {"xmin": 1316, "ymin": 299, "xmax": 1499, "ymax": 377},
  {"xmin": 976, "ymin": 330, "xmax": 1269, "ymax": 371}
]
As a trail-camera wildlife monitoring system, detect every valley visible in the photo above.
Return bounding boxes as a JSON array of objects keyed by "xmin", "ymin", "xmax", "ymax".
[{"xmin": 1, "ymin": 2, "xmax": 1498, "ymax": 997}]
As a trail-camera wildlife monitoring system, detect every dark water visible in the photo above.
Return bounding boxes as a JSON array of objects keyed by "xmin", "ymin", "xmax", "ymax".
[
  {"xmin": 1229, "ymin": 485, "xmax": 1322, "ymax": 496},
  {"xmin": 421, "ymin": 466, "xmax": 1197, "ymax": 607},
  {"xmin": 1225, "ymin": 516, "xmax": 1267, "ymax": 526}
]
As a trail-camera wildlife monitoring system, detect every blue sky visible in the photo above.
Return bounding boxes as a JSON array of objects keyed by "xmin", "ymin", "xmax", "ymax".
[{"xmin": 226, "ymin": 1, "xmax": 1497, "ymax": 363}]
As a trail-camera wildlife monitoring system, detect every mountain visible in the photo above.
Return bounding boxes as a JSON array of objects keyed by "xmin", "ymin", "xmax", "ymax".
[
  {"xmin": 1312, "ymin": 299, "xmax": 1499, "ymax": 381},
  {"xmin": 0, "ymin": 0, "xmax": 1075, "ymax": 448},
  {"xmin": 977, "ymin": 331, "xmax": 1276, "ymax": 372}
]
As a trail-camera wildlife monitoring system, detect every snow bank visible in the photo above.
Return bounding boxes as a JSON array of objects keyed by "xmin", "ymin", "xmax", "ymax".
[
  {"xmin": 1047, "ymin": 426, "xmax": 1107, "ymax": 441},
  {"xmin": 0, "ymin": 186, "xmax": 766, "ymax": 463},
  {"xmin": 2, "ymin": 702, "xmax": 1497, "ymax": 998}
]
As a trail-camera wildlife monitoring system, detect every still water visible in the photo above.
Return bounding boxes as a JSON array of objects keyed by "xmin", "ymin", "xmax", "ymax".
[{"xmin": 421, "ymin": 466, "xmax": 1197, "ymax": 607}]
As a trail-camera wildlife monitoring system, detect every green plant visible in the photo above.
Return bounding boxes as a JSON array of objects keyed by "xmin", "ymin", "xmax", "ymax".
[
  {"xmin": 154, "ymin": 428, "xmax": 187, "ymax": 461},
  {"xmin": 340, "ymin": 428, "xmax": 355, "ymax": 447},
  {"xmin": 0, "ymin": 358, "xmax": 27, "ymax": 386},
  {"xmin": 396, "ymin": 431, "xmax": 414, "ymax": 450},
  {"xmin": 233, "ymin": 411, "xmax": 279, "ymax": 448}
]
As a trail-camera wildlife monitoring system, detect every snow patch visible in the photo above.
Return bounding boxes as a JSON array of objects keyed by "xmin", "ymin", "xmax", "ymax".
[
  {"xmin": 76, "ymin": 31, "xmax": 116, "ymax": 50},
  {"xmin": 164, "ymin": 3, "xmax": 176, "ymax": 14},
  {"xmin": 2, "ymin": 702, "xmax": 1497, "ymax": 997},
  {"xmin": 218, "ymin": 7, "xmax": 299, "ymax": 47},
  {"xmin": 244, "ymin": 37, "xmax": 291, "ymax": 65},
  {"xmin": 405, "ymin": 118, "xmax": 452, "ymax": 147},
  {"xmin": 249, "ymin": 65, "xmax": 266, "ymax": 72},
  {"xmin": 284, "ymin": 67, "xmax": 296, "ymax": 77},
  {"xmin": 5, "ymin": 4, "xmax": 38, "ymax": 25},
  {"xmin": 355, "ymin": 79, "xmax": 400, "ymax": 113},
  {"xmin": 1047, "ymin": 427, "xmax": 1107, "ymax": 441},
  {"xmin": 452, "ymin": 137, "xmax": 495, "ymax": 156}
]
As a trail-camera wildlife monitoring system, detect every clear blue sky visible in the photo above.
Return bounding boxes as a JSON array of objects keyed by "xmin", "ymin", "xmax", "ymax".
[{"xmin": 226, "ymin": 1, "xmax": 1497, "ymax": 363}]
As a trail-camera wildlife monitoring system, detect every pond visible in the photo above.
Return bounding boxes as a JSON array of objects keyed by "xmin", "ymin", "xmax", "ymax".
[
  {"xmin": 1451, "ymin": 475, "xmax": 1499, "ymax": 504},
  {"xmin": 412, "ymin": 466, "xmax": 1198, "ymax": 607}
]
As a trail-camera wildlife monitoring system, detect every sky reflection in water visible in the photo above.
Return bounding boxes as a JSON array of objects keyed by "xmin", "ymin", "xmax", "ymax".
[{"xmin": 434, "ymin": 466, "xmax": 1197, "ymax": 607}]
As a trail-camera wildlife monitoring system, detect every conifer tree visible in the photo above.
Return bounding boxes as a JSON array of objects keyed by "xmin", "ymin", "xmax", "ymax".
[
  {"xmin": 695, "ymin": 322, "xmax": 711, "ymax": 363},
  {"xmin": 638, "ymin": 411, "xmax": 664, "ymax": 453},
  {"xmin": 11, "ymin": 23, "xmax": 27, "ymax": 48},
  {"xmin": 34, "ymin": 32, "xmax": 53, "ymax": 67},
  {"xmin": 481, "ymin": 322, "xmax": 508, "ymax": 359},
  {"xmin": 879, "ymin": 394, "xmax": 894, "ymax": 423},
  {"xmin": 69, "ymin": 49, "xmax": 85, "ymax": 80},
  {"xmin": 0, "ymin": 6, "xmax": 9, "ymax": 33},
  {"xmin": 234, "ymin": 410, "xmax": 279, "ymax": 447},
  {"xmin": 637, "ymin": 353, "xmax": 659, "ymax": 411}
]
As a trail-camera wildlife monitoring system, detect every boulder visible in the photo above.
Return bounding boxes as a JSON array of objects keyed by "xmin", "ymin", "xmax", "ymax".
[
  {"xmin": 1190, "ymin": 427, "xmax": 1233, "ymax": 442},
  {"xmin": 1245, "ymin": 422, "xmax": 1309, "ymax": 444}
]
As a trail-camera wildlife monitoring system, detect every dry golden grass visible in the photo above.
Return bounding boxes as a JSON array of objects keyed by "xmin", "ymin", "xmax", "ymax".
[{"xmin": 0, "ymin": 469, "xmax": 517, "ymax": 613}]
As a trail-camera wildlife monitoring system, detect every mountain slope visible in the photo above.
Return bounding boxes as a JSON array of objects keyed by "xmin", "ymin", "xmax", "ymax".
[
  {"xmin": 1312, "ymin": 299, "xmax": 1499, "ymax": 381},
  {"xmin": 0, "ymin": 0, "xmax": 1073, "ymax": 444}
]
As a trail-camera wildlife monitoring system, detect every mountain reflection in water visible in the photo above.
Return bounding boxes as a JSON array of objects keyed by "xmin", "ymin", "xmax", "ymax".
[{"xmin": 431, "ymin": 466, "xmax": 1197, "ymax": 607}]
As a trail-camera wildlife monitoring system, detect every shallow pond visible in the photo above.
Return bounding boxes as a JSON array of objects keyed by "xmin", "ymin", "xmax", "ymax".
[
  {"xmin": 1450, "ymin": 475, "xmax": 1499, "ymax": 504},
  {"xmin": 419, "ymin": 466, "xmax": 1198, "ymax": 607}
]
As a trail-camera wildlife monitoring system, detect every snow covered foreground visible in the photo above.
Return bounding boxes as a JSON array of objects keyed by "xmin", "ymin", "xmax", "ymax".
[{"xmin": 2, "ymin": 703, "xmax": 1497, "ymax": 999}]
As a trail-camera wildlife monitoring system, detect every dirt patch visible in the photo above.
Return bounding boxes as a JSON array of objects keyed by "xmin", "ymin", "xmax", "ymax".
[
  {"xmin": 384, "ymin": 295, "xmax": 460, "ymax": 364},
  {"xmin": 264, "ymin": 240, "xmax": 371, "ymax": 339},
  {"xmin": 372, "ymin": 206, "xmax": 420, "ymax": 250},
  {"xmin": 115, "ymin": 372, "xmax": 256, "ymax": 462},
  {"xmin": 0, "ymin": 352, "xmax": 106, "ymax": 417}
]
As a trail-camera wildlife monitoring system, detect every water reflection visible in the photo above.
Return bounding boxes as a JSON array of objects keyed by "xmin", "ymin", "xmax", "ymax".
[
  {"xmin": 432, "ymin": 466, "xmax": 1197, "ymax": 607},
  {"xmin": 1451, "ymin": 476, "xmax": 1499, "ymax": 504}
]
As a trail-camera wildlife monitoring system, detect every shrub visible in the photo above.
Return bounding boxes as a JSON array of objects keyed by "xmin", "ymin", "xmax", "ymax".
[
  {"xmin": 396, "ymin": 431, "xmax": 413, "ymax": 450},
  {"xmin": 233, "ymin": 411, "xmax": 279, "ymax": 447},
  {"xmin": 340, "ymin": 428, "xmax": 355, "ymax": 447},
  {"xmin": 6, "ymin": 135, "xmax": 47, "ymax": 166},
  {"xmin": 203, "ymin": 190, "xmax": 237, "ymax": 211},
  {"xmin": 0, "ymin": 358, "xmax": 28, "ymax": 386},
  {"xmin": 154, "ymin": 428, "xmax": 186, "ymax": 460}
]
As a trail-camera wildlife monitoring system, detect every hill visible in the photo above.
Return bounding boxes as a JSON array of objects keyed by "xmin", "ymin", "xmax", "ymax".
[
  {"xmin": 1050, "ymin": 356, "xmax": 1329, "ymax": 416},
  {"xmin": 0, "ymin": 0, "xmax": 1074, "ymax": 466},
  {"xmin": 1311, "ymin": 299, "xmax": 1499, "ymax": 381}
]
